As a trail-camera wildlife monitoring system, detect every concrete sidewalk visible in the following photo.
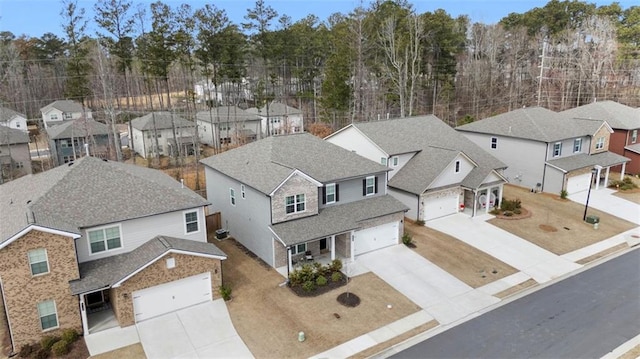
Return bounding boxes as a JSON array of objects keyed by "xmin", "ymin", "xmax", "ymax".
[{"xmin": 569, "ymin": 188, "xmax": 640, "ymax": 225}]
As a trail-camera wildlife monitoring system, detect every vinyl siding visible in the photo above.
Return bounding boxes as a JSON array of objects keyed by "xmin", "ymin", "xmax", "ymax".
[
  {"xmin": 429, "ymin": 154, "xmax": 474, "ymax": 189},
  {"xmin": 388, "ymin": 188, "xmax": 418, "ymax": 221},
  {"xmin": 326, "ymin": 127, "xmax": 387, "ymax": 164}
]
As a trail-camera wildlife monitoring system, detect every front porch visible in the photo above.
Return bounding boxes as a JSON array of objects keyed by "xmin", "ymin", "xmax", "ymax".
[
  {"xmin": 81, "ymin": 289, "xmax": 120, "ymax": 335},
  {"xmin": 275, "ymin": 233, "xmax": 352, "ymax": 278},
  {"xmin": 464, "ymin": 183, "xmax": 504, "ymax": 217}
]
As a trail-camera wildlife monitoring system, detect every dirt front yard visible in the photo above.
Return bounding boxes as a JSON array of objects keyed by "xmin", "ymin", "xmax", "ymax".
[
  {"xmin": 216, "ymin": 238, "xmax": 429, "ymax": 359},
  {"xmin": 489, "ymin": 185, "xmax": 637, "ymax": 255},
  {"xmin": 610, "ymin": 172, "xmax": 640, "ymax": 204}
]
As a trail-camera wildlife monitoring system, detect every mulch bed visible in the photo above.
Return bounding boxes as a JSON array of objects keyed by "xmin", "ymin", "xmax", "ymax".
[
  {"xmin": 289, "ymin": 273, "xmax": 348, "ymax": 297},
  {"xmin": 493, "ymin": 207, "xmax": 532, "ymax": 220},
  {"xmin": 337, "ymin": 292, "xmax": 361, "ymax": 307}
]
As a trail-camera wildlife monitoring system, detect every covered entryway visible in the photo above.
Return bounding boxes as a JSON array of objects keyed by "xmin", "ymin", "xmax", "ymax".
[
  {"xmin": 422, "ymin": 192, "xmax": 459, "ymax": 221},
  {"xmin": 353, "ymin": 221, "xmax": 399, "ymax": 255},
  {"xmin": 566, "ymin": 173, "xmax": 592, "ymax": 194},
  {"xmin": 133, "ymin": 272, "xmax": 212, "ymax": 322}
]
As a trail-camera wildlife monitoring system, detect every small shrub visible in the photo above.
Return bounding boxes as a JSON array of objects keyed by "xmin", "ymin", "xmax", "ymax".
[
  {"xmin": 415, "ymin": 220, "xmax": 425, "ymax": 226},
  {"xmin": 513, "ymin": 208, "xmax": 522, "ymax": 215},
  {"xmin": 19, "ymin": 343, "xmax": 34, "ymax": 357},
  {"xmin": 501, "ymin": 198, "xmax": 522, "ymax": 211},
  {"xmin": 312, "ymin": 262, "xmax": 327, "ymax": 276},
  {"xmin": 288, "ymin": 270, "xmax": 302, "ymax": 287},
  {"xmin": 51, "ymin": 340, "xmax": 70, "ymax": 357},
  {"xmin": 329, "ymin": 259, "xmax": 343, "ymax": 272},
  {"xmin": 34, "ymin": 348, "xmax": 49, "ymax": 359},
  {"xmin": 503, "ymin": 211, "xmax": 514, "ymax": 217},
  {"xmin": 560, "ymin": 190, "xmax": 568, "ymax": 199},
  {"xmin": 402, "ymin": 233, "xmax": 413, "ymax": 246},
  {"xmin": 316, "ymin": 275, "xmax": 328, "ymax": 286},
  {"xmin": 61, "ymin": 328, "xmax": 78, "ymax": 343},
  {"xmin": 302, "ymin": 280, "xmax": 315, "ymax": 292},
  {"xmin": 489, "ymin": 208, "xmax": 501, "ymax": 215},
  {"xmin": 40, "ymin": 335, "xmax": 58, "ymax": 351},
  {"xmin": 331, "ymin": 272, "xmax": 343, "ymax": 282},
  {"xmin": 219, "ymin": 284, "xmax": 232, "ymax": 301}
]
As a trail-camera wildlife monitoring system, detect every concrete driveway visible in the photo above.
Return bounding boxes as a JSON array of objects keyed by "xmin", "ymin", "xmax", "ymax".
[
  {"xmin": 356, "ymin": 245, "xmax": 500, "ymax": 324},
  {"xmin": 569, "ymin": 188, "xmax": 640, "ymax": 225},
  {"xmin": 137, "ymin": 299, "xmax": 253, "ymax": 359},
  {"xmin": 426, "ymin": 214, "xmax": 582, "ymax": 283}
]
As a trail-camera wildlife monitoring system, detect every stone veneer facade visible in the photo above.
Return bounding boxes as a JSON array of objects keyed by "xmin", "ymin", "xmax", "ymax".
[
  {"xmin": 110, "ymin": 252, "xmax": 223, "ymax": 327},
  {"xmin": 590, "ymin": 125, "xmax": 611, "ymax": 154},
  {"xmin": 0, "ymin": 230, "xmax": 82, "ymax": 350},
  {"xmin": 271, "ymin": 174, "xmax": 319, "ymax": 224}
]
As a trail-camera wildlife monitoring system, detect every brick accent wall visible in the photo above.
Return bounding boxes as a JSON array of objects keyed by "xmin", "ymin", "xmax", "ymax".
[
  {"xmin": 0, "ymin": 230, "xmax": 81, "ymax": 350},
  {"xmin": 334, "ymin": 232, "xmax": 351, "ymax": 258},
  {"xmin": 111, "ymin": 253, "xmax": 222, "ymax": 327},
  {"xmin": 590, "ymin": 125, "xmax": 611, "ymax": 154},
  {"xmin": 273, "ymin": 240, "xmax": 288, "ymax": 268},
  {"xmin": 271, "ymin": 174, "xmax": 319, "ymax": 224}
]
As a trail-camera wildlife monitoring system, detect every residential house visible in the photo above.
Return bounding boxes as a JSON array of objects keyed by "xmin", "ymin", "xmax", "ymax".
[
  {"xmin": 561, "ymin": 100, "xmax": 640, "ymax": 174},
  {"xmin": 40, "ymin": 100, "xmax": 92, "ymax": 129},
  {"xmin": 130, "ymin": 112, "xmax": 196, "ymax": 158},
  {"xmin": 196, "ymin": 106, "xmax": 261, "ymax": 146},
  {"xmin": 246, "ymin": 102, "xmax": 303, "ymax": 136},
  {"xmin": 456, "ymin": 107, "xmax": 630, "ymax": 195},
  {"xmin": 326, "ymin": 116, "xmax": 508, "ymax": 220},
  {"xmin": 0, "ymin": 156, "xmax": 226, "ymax": 352},
  {"xmin": 47, "ymin": 118, "xmax": 113, "ymax": 166},
  {"xmin": 0, "ymin": 126, "xmax": 32, "ymax": 182},
  {"xmin": 200, "ymin": 133, "xmax": 407, "ymax": 275},
  {"xmin": 0, "ymin": 107, "xmax": 28, "ymax": 133}
]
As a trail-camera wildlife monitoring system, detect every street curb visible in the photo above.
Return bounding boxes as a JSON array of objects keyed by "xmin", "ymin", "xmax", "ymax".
[{"xmin": 601, "ymin": 333, "xmax": 640, "ymax": 359}]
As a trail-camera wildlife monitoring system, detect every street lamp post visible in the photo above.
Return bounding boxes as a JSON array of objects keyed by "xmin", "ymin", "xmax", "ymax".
[{"xmin": 583, "ymin": 168, "xmax": 598, "ymax": 221}]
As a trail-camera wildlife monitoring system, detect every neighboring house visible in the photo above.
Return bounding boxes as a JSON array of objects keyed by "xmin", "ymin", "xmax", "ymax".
[
  {"xmin": 130, "ymin": 112, "xmax": 196, "ymax": 158},
  {"xmin": 0, "ymin": 156, "xmax": 226, "ymax": 352},
  {"xmin": 0, "ymin": 107, "xmax": 28, "ymax": 133},
  {"xmin": 201, "ymin": 133, "xmax": 407, "ymax": 274},
  {"xmin": 456, "ymin": 107, "xmax": 630, "ymax": 195},
  {"xmin": 47, "ymin": 118, "xmax": 113, "ymax": 166},
  {"xmin": 326, "ymin": 116, "xmax": 508, "ymax": 220},
  {"xmin": 561, "ymin": 100, "xmax": 640, "ymax": 174},
  {"xmin": 40, "ymin": 100, "xmax": 92, "ymax": 129},
  {"xmin": 0, "ymin": 126, "xmax": 32, "ymax": 182},
  {"xmin": 246, "ymin": 102, "xmax": 303, "ymax": 136},
  {"xmin": 196, "ymin": 106, "xmax": 261, "ymax": 146}
]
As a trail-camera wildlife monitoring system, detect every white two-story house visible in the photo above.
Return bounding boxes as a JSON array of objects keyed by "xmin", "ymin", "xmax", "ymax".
[
  {"xmin": 40, "ymin": 100, "xmax": 93, "ymax": 129},
  {"xmin": 196, "ymin": 106, "xmax": 261, "ymax": 146},
  {"xmin": 246, "ymin": 102, "xmax": 303, "ymax": 136},
  {"xmin": 0, "ymin": 107, "xmax": 28, "ymax": 133},
  {"xmin": 201, "ymin": 133, "xmax": 407, "ymax": 275},
  {"xmin": 130, "ymin": 112, "xmax": 196, "ymax": 158}
]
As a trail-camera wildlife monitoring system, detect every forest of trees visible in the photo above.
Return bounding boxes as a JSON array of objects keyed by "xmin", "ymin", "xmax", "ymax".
[{"xmin": 1, "ymin": 0, "xmax": 639, "ymax": 132}]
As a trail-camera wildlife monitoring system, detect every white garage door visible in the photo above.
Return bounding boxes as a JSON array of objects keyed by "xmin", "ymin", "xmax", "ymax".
[
  {"xmin": 354, "ymin": 221, "xmax": 399, "ymax": 256},
  {"xmin": 133, "ymin": 272, "xmax": 212, "ymax": 322},
  {"xmin": 423, "ymin": 193, "xmax": 459, "ymax": 221},
  {"xmin": 567, "ymin": 173, "xmax": 592, "ymax": 194}
]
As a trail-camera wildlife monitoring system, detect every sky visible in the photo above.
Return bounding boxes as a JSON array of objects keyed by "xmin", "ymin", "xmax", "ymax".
[{"xmin": 0, "ymin": 0, "xmax": 636, "ymax": 39}]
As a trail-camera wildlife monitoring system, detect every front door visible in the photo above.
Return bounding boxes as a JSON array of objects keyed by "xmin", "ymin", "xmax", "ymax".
[{"xmin": 320, "ymin": 238, "xmax": 327, "ymax": 251}]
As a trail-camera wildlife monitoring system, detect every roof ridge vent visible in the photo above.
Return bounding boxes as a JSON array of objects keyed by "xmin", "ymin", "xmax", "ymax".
[{"xmin": 157, "ymin": 236, "xmax": 171, "ymax": 248}]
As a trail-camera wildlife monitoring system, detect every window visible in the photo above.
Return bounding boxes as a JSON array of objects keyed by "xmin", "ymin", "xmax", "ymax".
[
  {"xmin": 573, "ymin": 138, "xmax": 582, "ymax": 153},
  {"xmin": 241, "ymin": 184, "xmax": 246, "ymax": 199},
  {"xmin": 285, "ymin": 194, "xmax": 305, "ymax": 214},
  {"xmin": 230, "ymin": 188, "xmax": 236, "ymax": 206},
  {"xmin": 595, "ymin": 137, "xmax": 605, "ymax": 150},
  {"xmin": 392, "ymin": 156, "xmax": 399, "ymax": 167},
  {"xmin": 62, "ymin": 156, "xmax": 72, "ymax": 163},
  {"xmin": 37, "ymin": 300, "xmax": 58, "ymax": 331},
  {"xmin": 381, "ymin": 157, "xmax": 387, "ymax": 166},
  {"xmin": 364, "ymin": 176, "xmax": 376, "ymax": 196},
  {"xmin": 16, "ymin": 162, "xmax": 24, "ymax": 169},
  {"xmin": 553, "ymin": 142, "xmax": 562, "ymax": 157},
  {"xmin": 184, "ymin": 211, "xmax": 198, "ymax": 233},
  {"xmin": 490, "ymin": 137, "xmax": 498, "ymax": 149},
  {"xmin": 50, "ymin": 114, "xmax": 58, "ymax": 120},
  {"xmin": 632, "ymin": 130, "xmax": 638, "ymax": 144},
  {"xmin": 60, "ymin": 140, "xmax": 69, "ymax": 148},
  {"xmin": 63, "ymin": 112, "xmax": 73, "ymax": 119},
  {"xmin": 15, "ymin": 123, "xmax": 20, "ymax": 128},
  {"xmin": 325, "ymin": 184, "xmax": 336, "ymax": 204},
  {"xmin": 88, "ymin": 226, "xmax": 122, "ymax": 254},
  {"xmin": 28, "ymin": 248, "xmax": 49, "ymax": 276},
  {"xmin": 291, "ymin": 243, "xmax": 307, "ymax": 255},
  {"xmin": 454, "ymin": 160, "xmax": 461, "ymax": 173}
]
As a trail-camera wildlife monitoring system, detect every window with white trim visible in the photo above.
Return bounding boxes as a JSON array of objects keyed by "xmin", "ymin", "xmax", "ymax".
[
  {"xmin": 365, "ymin": 176, "xmax": 375, "ymax": 196},
  {"xmin": 49, "ymin": 114, "xmax": 58, "ymax": 120},
  {"xmin": 63, "ymin": 112, "xmax": 73, "ymax": 120},
  {"xmin": 574, "ymin": 138, "xmax": 582, "ymax": 153},
  {"xmin": 454, "ymin": 160, "xmax": 461, "ymax": 173},
  {"xmin": 285, "ymin": 194, "xmax": 305, "ymax": 214},
  {"xmin": 632, "ymin": 130, "xmax": 637, "ymax": 144},
  {"xmin": 241, "ymin": 184, "xmax": 246, "ymax": 199},
  {"xmin": 595, "ymin": 137, "xmax": 605, "ymax": 150},
  {"xmin": 325, "ymin": 183, "xmax": 336, "ymax": 204},
  {"xmin": 291, "ymin": 243, "xmax": 307, "ymax": 255},
  {"xmin": 184, "ymin": 211, "xmax": 198, "ymax": 233},
  {"xmin": 380, "ymin": 157, "xmax": 387, "ymax": 166},
  {"xmin": 88, "ymin": 226, "xmax": 122, "ymax": 254},
  {"xmin": 553, "ymin": 142, "xmax": 562, "ymax": 157},
  {"xmin": 230, "ymin": 188, "xmax": 236, "ymax": 206},
  {"xmin": 28, "ymin": 248, "xmax": 49, "ymax": 276},
  {"xmin": 60, "ymin": 140, "xmax": 69, "ymax": 148},
  {"xmin": 37, "ymin": 300, "xmax": 58, "ymax": 331},
  {"xmin": 392, "ymin": 156, "xmax": 399, "ymax": 167},
  {"xmin": 490, "ymin": 137, "xmax": 498, "ymax": 149}
]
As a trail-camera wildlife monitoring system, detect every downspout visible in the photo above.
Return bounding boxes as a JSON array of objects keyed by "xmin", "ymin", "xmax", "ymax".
[
  {"xmin": 0, "ymin": 278, "xmax": 15, "ymax": 357},
  {"xmin": 416, "ymin": 194, "xmax": 421, "ymax": 222},
  {"xmin": 541, "ymin": 143, "xmax": 550, "ymax": 192}
]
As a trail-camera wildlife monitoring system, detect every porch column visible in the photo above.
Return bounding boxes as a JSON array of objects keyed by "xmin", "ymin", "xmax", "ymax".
[
  {"xmin": 485, "ymin": 188, "xmax": 491, "ymax": 214},
  {"xmin": 621, "ymin": 163, "xmax": 626, "ymax": 179},
  {"xmin": 79, "ymin": 295, "xmax": 89, "ymax": 336},
  {"xmin": 330, "ymin": 235, "xmax": 336, "ymax": 261},
  {"xmin": 472, "ymin": 190, "xmax": 477, "ymax": 217},
  {"xmin": 595, "ymin": 168, "xmax": 602, "ymax": 190},
  {"xmin": 287, "ymin": 247, "xmax": 293, "ymax": 274},
  {"xmin": 350, "ymin": 230, "xmax": 355, "ymax": 262},
  {"xmin": 498, "ymin": 185, "xmax": 503, "ymax": 209},
  {"xmin": 604, "ymin": 167, "xmax": 610, "ymax": 190}
]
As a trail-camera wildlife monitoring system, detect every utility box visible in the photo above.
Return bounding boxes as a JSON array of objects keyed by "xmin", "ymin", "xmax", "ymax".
[
  {"xmin": 215, "ymin": 229, "xmax": 228, "ymax": 239},
  {"xmin": 585, "ymin": 215, "xmax": 600, "ymax": 224}
]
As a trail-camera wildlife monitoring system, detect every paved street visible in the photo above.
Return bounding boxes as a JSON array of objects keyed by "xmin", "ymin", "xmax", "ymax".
[{"xmin": 391, "ymin": 247, "xmax": 640, "ymax": 359}]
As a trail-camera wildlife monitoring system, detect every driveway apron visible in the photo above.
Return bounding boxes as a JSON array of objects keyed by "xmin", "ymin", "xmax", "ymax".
[
  {"xmin": 137, "ymin": 299, "xmax": 253, "ymax": 359},
  {"xmin": 569, "ymin": 188, "xmax": 640, "ymax": 225},
  {"xmin": 426, "ymin": 213, "xmax": 582, "ymax": 283},
  {"xmin": 356, "ymin": 245, "xmax": 499, "ymax": 324}
]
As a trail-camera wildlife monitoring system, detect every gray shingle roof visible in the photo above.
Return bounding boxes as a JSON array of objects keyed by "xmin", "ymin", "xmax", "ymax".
[
  {"xmin": 69, "ymin": 235, "xmax": 226, "ymax": 294},
  {"xmin": 561, "ymin": 101, "xmax": 640, "ymax": 130},
  {"xmin": 270, "ymin": 195, "xmax": 408, "ymax": 246},
  {"xmin": 200, "ymin": 133, "xmax": 390, "ymax": 194},
  {"xmin": 0, "ymin": 156, "xmax": 209, "ymax": 243},
  {"xmin": 456, "ymin": 107, "xmax": 606, "ymax": 142},
  {"xmin": 247, "ymin": 102, "xmax": 301, "ymax": 117},
  {"xmin": 625, "ymin": 143, "xmax": 640, "ymax": 155},
  {"xmin": 46, "ymin": 118, "xmax": 111, "ymax": 139},
  {"xmin": 0, "ymin": 107, "xmax": 26, "ymax": 122},
  {"xmin": 130, "ymin": 112, "xmax": 194, "ymax": 131},
  {"xmin": 347, "ymin": 116, "xmax": 506, "ymax": 193},
  {"xmin": 40, "ymin": 100, "xmax": 88, "ymax": 114},
  {"xmin": 0, "ymin": 126, "xmax": 29, "ymax": 145},
  {"xmin": 196, "ymin": 106, "xmax": 261, "ymax": 123},
  {"xmin": 546, "ymin": 152, "xmax": 630, "ymax": 172}
]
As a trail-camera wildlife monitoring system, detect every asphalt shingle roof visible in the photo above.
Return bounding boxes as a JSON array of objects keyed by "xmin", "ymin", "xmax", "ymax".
[
  {"xmin": 40, "ymin": 100, "xmax": 87, "ymax": 114},
  {"xmin": 200, "ymin": 133, "xmax": 390, "ymax": 194},
  {"xmin": 46, "ymin": 118, "xmax": 111, "ymax": 139},
  {"xmin": 196, "ymin": 106, "xmax": 262, "ymax": 123},
  {"xmin": 547, "ymin": 152, "xmax": 630, "ymax": 172},
  {"xmin": 625, "ymin": 143, "xmax": 640, "ymax": 155},
  {"xmin": 561, "ymin": 101, "xmax": 640, "ymax": 130},
  {"xmin": 270, "ymin": 195, "xmax": 408, "ymax": 246},
  {"xmin": 0, "ymin": 107, "xmax": 26, "ymax": 122},
  {"xmin": 246, "ymin": 102, "xmax": 301, "ymax": 117},
  {"xmin": 456, "ymin": 107, "xmax": 606, "ymax": 143},
  {"xmin": 69, "ymin": 235, "xmax": 226, "ymax": 294},
  {"xmin": 0, "ymin": 126, "xmax": 29, "ymax": 145},
  {"xmin": 130, "ymin": 112, "xmax": 194, "ymax": 131},
  {"xmin": 0, "ymin": 156, "xmax": 209, "ymax": 242}
]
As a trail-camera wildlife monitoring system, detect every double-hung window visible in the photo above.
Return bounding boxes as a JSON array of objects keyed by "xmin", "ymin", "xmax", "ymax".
[
  {"xmin": 553, "ymin": 142, "xmax": 562, "ymax": 157},
  {"xmin": 490, "ymin": 137, "xmax": 498, "ymax": 149},
  {"xmin": 291, "ymin": 243, "xmax": 307, "ymax": 255},
  {"xmin": 595, "ymin": 137, "xmax": 605, "ymax": 150},
  {"xmin": 38, "ymin": 300, "xmax": 58, "ymax": 331},
  {"xmin": 184, "ymin": 211, "xmax": 198, "ymax": 233},
  {"xmin": 632, "ymin": 130, "xmax": 638, "ymax": 144},
  {"xmin": 230, "ymin": 188, "xmax": 236, "ymax": 206},
  {"xmin": 50, "ymin": 114, "xmax": 58, "ymax": 121},
  {"xmin": 325, "ymin": 184, "xmax": 336, "ymax": 204},
  {"xmin": 241, "ymin": 184, "xmax": 246, "ymax": 199},
  {"xmin": 285, "ymin": 194, "xmax": 305, "ymax": 214},
  {"xmin": 88, "ymin": 226, "xmax": 122, "ymax": 254},
  {"xmin": 454, "ymin": 160, "xmax": 461, "ymax": 173},
  {"xmin": 573, "ymin": 138, "xmax": 582, "ymax": 153},
  {"xmin": 392, "ymin": 156, "xmax": 399, "ymax": 167},
  {"xmin": 28, "ymin": 248, "xmax": 49, "ymax": 276},
  {"xmin": 364, "ymin": 176, "xmax": 376, "ymax": 196},
  {"xmin": 381, "ymin": 157, "xmax": 387, "ymax": 166}
]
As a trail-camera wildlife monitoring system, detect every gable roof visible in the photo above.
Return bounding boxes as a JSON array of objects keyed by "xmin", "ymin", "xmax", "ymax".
[
  {"xmin": 560, "ymin": 100, "xmax": 640, "ymax": 130},
  {"xmin": 0, "ymin": 125, "xmax": 29, "ymax": 145},
  {"xmin": 0, "ymin": 107, "xmax": 26, "ymax": 122},
  {"xmin": 546, "ymin": 152, "xmax": 630, "ymax": 173},
  {"xmin": 0, "ymin": 156, "xmax": 209, "ymax": 243},
  {"xmin": 46, "ymin": 118, "xmax": 111, "ymax": 139},
  {"xmin": 200, "ymin": 133, "xmax": 389, "ymax": 194},
  {"xmin": 40, "ymin": 100, "xmax": 88, "ymax": 114},
  {"xmin": 456, "ymin": 107, "xmax": 606, "ymax": 142},
  {"xmin": 69, "ymin": 235, "xmax": 226, "ymax": 294},
  {"xmin": 246, "ymin": 102, "xmax": 301, "ymax": 117},
  {"xmin": 130, "ymin": 112, "xmax": 194, "ymax": 131},
  {"xmin": 195, "ymin": 106, "xmax": 261, "ymax": 123}
]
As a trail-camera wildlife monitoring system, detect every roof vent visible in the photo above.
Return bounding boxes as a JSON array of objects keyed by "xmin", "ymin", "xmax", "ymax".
[
  {"xmin": 102, "ymin": 158, "xmax": 108, "ymax": 162},
  {"xmin": 68, "ymin": 161, "xmax": 74, "ymax": 167}
]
